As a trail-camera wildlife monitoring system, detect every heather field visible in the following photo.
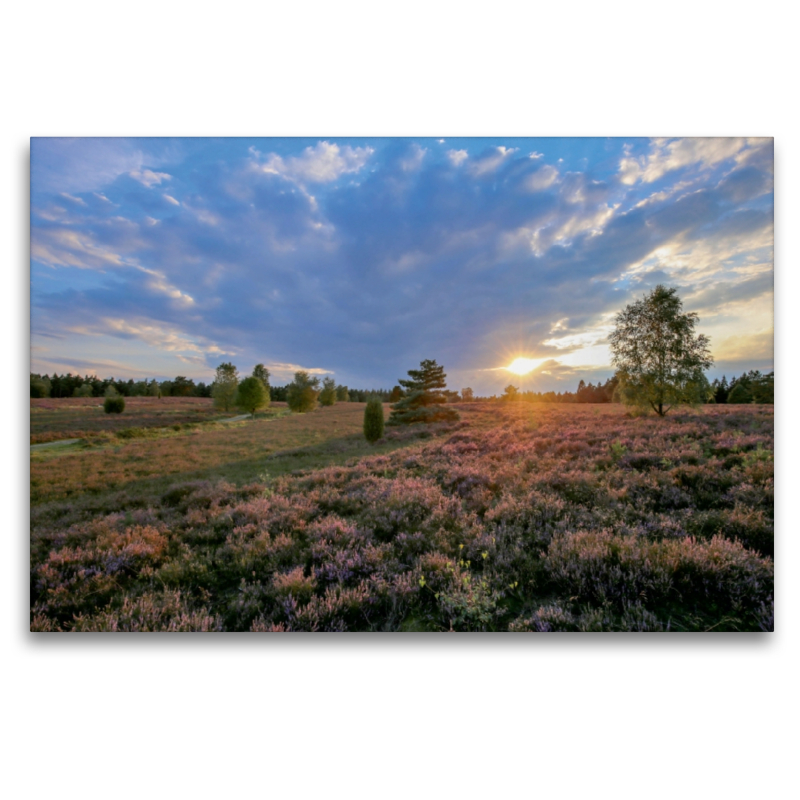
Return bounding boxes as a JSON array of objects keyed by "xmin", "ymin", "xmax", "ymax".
[{"xmin": 29, "ymin": 401, "xmax": 774, "ymax": 632}]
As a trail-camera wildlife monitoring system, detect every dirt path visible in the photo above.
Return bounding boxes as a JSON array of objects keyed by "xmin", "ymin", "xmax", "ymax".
[
  {"xmin": 219, "ymin": 414, "xmax": 252, "ymax": 423},
  {"xmin": 30, "ymin": 438, "xmax": 82, "ymax": 451}
]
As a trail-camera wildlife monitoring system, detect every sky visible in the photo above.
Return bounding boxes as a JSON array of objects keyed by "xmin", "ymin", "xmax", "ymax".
[{"xmin": 30, "ymin": 136, "xmax": 774, "ymax": 395}]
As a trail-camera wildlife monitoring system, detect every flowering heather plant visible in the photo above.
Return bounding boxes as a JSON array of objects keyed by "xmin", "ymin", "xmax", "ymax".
[{"xmin": 30, "ymin": 403, "xmax": 773, "ymax": 631}]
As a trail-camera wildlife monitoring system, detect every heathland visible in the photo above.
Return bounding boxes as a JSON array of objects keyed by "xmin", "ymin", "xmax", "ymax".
[{"xmin": 30, "ymin": 398, "xmax": 773, "ymax": 631}]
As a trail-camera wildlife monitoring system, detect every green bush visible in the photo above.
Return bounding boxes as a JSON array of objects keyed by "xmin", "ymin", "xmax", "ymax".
[
  {"xmin": 104, "ymin": 396, "xmax": 125, "ymax": 414},
  {"xmin": 363, "ymin": 396, "xmax": 385, "ymax": 442}
]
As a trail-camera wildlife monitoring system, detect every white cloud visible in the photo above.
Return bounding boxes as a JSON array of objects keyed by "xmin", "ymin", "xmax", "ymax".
[
  {"xmin": 130, "ymin": 169, "xmax": 172, "ymax": 187},
  {"xmin": 255, "ymin": 141, "xmax": 374, "ymax": 184},
  {"xmin": 32, "ymin": 228, "xmax": 127, "ymax": 270},
  {"xmin": 163, "ymin": 194, "xmax": 180, "ymax": 206},
  {"xmin": 70, "ymin": 317, "xmax": 230, "ymax": 359},
  {"xmin": 60, "ymin": 192, "xmax": 86, "ymax": 205},
  {"xmin": 135, "ymin": 266, "xmax": 195, "ymax": 307},
  {"xmin": 262, "ymin": 361, "xmax": 333, "ymax": 379},
  {"xmin": 523, "ymin": 164, "xmax": 558, "ymax": 192},
  {"xmin": 529, "ymin": 151, "xmax": 544, "ymax": 159},
  {"xmin": 447, "ymin": 149, "xmax": 468, "ymax": 167},
  {"xmin": 619, "ymin": 138, "xmax": 749, "ymax": 185},
  {"xmin": 468, "ymin": 146, "xmax": 517, "ymax": 177}
]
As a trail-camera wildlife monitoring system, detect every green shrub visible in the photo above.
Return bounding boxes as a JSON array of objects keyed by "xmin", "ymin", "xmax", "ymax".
[
  {"xmin": 104, "ymin": 396, "xmax": 125, "ymax": 414},
  {"xmin": 363, "ymin": 396, "xmax": 385, "ymax": 442}
]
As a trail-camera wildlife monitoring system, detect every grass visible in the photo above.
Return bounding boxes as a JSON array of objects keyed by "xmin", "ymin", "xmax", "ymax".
[
  {"xmin": 30, "ymin": 395, "xmax": 245, "ymax": 444},
  {"xmin": 30, "ymin": 402, "xmax": 434, "ymax": 505}
]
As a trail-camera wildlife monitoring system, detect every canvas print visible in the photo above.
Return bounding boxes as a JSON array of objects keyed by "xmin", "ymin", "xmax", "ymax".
[{"xmin": 30, "ymin": 137, "xmax": 774, "ymax": 632}]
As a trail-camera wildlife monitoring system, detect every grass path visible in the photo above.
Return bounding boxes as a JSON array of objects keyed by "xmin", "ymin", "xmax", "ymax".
[{"xmin": 30, "ymin": 438, "xmax": 82, "ymax": 451}]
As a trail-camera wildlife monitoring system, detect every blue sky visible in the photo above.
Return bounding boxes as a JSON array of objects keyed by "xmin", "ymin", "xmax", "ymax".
[{"xmin": 30, "ymin": 137, "xmax": 773, "ymax": 394}]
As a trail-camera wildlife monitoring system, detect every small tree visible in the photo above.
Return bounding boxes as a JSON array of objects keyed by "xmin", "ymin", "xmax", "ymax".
[
  {"xmin": 319, "ymin": 376, "xmax": 337, "ymax": 406},
  {"xmin": 387, "ymin": 359, "xmax": 460, "ymax": 425},
  {"xmin": 502, "ymin": 385, "xmax": 519, "ymax": 401},
  {"xmin": 73, "ymin": 383, "xmax": 93, "ymax": 398},
  {"xmin": 389, "ymin": 386, "xmax": 404, "ymax": 403},
  {"xmin": 286, "ymin": 371, "xmax": 320, "ymax": 413},
  {"xmin": 461, "ymin": 387, "xmax": 474, "ymax": 402},
  {"xmin": 236, "ymin": 376, "xmax": 270, "ymax": 418},
  {"xmin": 363, "ymin": 396, "xmax": 385, "ymax": 442},
  {"xmin": 211, "ymin": 362, "xmax": 239, "ymax": 411},
  {"xmin": 610, "ymin": 285, "xmax": 713, "ymax": 416},
  {"xmin": 336, "ymin": 384, "xmax": 350, "ymax": 402},
  {"xmin": 104, "ymin": 396, "xmax": 125, "ymax": 413},
  {"xmin": 253, "ymin": 364, "xmax": 270, "ymax": 386}
]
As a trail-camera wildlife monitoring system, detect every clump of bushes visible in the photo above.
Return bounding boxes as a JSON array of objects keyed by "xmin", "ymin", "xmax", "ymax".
[{"xmin": 104, "ymin": 396, "xmax": 125, "ymax": 414}]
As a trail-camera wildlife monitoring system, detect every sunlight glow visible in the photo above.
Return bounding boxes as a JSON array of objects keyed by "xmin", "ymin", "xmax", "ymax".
[{"xmin": 506, "ymin": 357, "xmax": 543, "ymax": 375}]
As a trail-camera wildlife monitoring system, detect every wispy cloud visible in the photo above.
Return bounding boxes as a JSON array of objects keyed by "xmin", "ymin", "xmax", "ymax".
[{"xmin": 253, "ymin": 140, "xmax": 374, "ymax": 184}]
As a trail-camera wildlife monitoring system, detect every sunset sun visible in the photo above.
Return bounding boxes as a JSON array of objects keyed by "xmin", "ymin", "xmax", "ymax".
[{"xmin": 506, "ymin": 357, "xmax": 541, "ymax": 375}]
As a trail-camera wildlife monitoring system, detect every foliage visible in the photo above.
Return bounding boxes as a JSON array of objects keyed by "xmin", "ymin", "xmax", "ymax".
[
  {"xmin": 104, "ymin": 396, "xmax": 125, "ymax": 414},
  {"xmin": 73, "ymin": 383, "xmax": 93, "ymax": 398},
  {"xmin": 502, "ymin": 385, "xmax": 519, "ymax": 401},
  {"xmin": 286, "ymin": 371, "xmax": 320, "ymax": 413},
  {"xmin": 461, "ymin": 387, "xmax": 474, "ymax": 402},
  {"xmin": 363, "ymin": 396, "xmax": 385, "ymax": 443},
  {"xmin": 387, "ymin": 359, "xmax": 460, "ymax": 425},
  {"xmin": 610, "ymin": 285, "xmax": 713, "ymax": 416},
  {"xmin": 336, "ymin": 385, "xmax": 350, "ymax": 402},
  {"xmin": 319, "ymin": 377, "xmax": 338, "ymax": 407},
  {"xmin": 252, "ymin": 364, "xmax": 270, "ymax": 387},
  {"xmin": 727, "ymin": 382, "xmax": 752, "ymax": 404},
  {"xmin": 30, "ymin": 374, "xmax": 51, "ymax": 398},
  {"xmin": 236, "ymin": 376, "xmax": 270, "ymax": 418},
  {"xmin": 211, "ymin": 363, "xmax": 239, "ymax": 411}
]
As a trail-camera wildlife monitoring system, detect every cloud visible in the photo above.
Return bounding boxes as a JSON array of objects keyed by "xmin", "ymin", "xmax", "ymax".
[
  {"xmin": 467, "ymin": 146, "xmax": 517, "ymax": 177},
  {"xmin": 254, "ymin": 140, "xmax": 374, "ymax": 184},
  {"xmin": 70, "ymin": 317, "xmax": 231, "ymax": 358},
  {"xmin": 163, "ymin": 194, "xmax": 180, "ymax": 206},
  {"xmin": 130, "ymin": 169, "xmax": 171, "ymax": 187},
  {"xmin": 60, "ymin": 192, "xmax": 86, "ymax": 206},
  {"xmin": 618, "ymin": 137, "xmax": 752, "ymax": 185},
  {"xmin": 447, "ymin": 149, "xmax": 468, "ymax": 167},
  {"xmin": 523, "ymin": 165, "xmax": 558, "ymax": 192}
]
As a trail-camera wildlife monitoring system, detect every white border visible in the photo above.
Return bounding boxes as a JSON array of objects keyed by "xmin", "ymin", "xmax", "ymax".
[{"xmin": 5, "ymin": 3, "xmax": 795, "ymax": 798}]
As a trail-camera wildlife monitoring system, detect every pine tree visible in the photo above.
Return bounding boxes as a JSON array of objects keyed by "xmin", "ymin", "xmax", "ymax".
[
  {"xmin": 363, "ymin": 395, "xmax": 385, "ymax": 442},
  {"xmin": 387, "ymin": 359, "xmax": 460, "ymax": 425}
]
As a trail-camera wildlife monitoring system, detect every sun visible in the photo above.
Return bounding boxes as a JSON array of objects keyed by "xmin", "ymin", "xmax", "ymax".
[{"xmin": 506, "ymin": 357, "xmax": 541, "ymax": 375}]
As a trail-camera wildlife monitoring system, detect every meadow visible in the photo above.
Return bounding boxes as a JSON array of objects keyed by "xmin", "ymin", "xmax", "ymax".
[{"xmin": 30, "ymin": 400, "xmax": 774, "ymax": 632}]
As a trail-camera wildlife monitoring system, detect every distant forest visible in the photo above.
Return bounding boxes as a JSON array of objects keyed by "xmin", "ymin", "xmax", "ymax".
[{"xmin": 30, "ymin": 369, "xmax": 773, "ymax": 405}]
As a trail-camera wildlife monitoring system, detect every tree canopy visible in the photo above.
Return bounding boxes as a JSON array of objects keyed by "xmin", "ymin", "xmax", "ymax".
[
  {"xmin": 211, "ymin": 362, "xmax": 239, "ymax": 411},
  {"xmin": 286, "ymin": 371, "xmax": 320, "ymax": 413},
  {"xmin": 610, "ymin": 285, "xmax": 713, "ymax": 416},
  {"xmin": 387, "ymin": 359, "xmax": 460, "ymax": 425},
  {"xmin": 236, "ymin": 375, "xmax": 270, "ymax": 417},
  {"xmin": 318, "ymin": 376, "xmax": 337, "ymax": 406}
]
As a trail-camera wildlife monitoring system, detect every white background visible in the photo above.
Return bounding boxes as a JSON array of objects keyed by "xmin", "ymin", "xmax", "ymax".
[{"xmin": 3, "ymin": 2, "xmax": 796, "ymax": 798}]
